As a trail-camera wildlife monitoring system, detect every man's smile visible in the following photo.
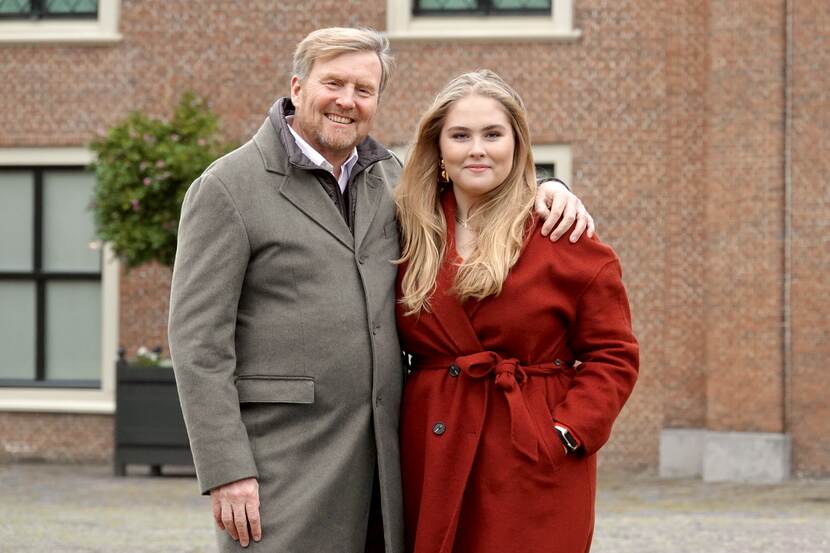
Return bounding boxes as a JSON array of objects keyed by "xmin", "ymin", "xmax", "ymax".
[{"xmin": 326, "ymin": 113, "xmax": 354, "ymax": 124}]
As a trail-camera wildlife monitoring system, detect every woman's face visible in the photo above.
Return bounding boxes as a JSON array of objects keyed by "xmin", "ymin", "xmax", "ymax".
[{"xmin": 439, "ymin": 94, "xmax": 515, "ymax": 208}]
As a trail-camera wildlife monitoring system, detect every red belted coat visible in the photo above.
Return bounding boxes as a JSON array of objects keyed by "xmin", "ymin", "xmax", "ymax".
[{"xmin": 396, "ymin": 192, "xmax": 639, "ymax": 553}]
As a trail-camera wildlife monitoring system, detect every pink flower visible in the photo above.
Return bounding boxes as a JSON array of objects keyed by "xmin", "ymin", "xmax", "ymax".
[
  {"xmin": 155, "ymin": 160, "xmax": 165, "ymax": 168},
  {"xmin": 131, "ymin": 199, "xmax": 141, "ymax": 211},
  {"xmin": 197, "ymin": 138, "xmax": 207, "ymax": 146},
  {"xmin": 143, "ymin": 177, "xmax": 152, "ymax": 186}
]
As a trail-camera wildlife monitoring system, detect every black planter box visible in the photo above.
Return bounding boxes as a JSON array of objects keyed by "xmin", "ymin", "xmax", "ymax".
[{"xmin": 114, "ymin": 360, "xmax": 193, "ymax": 476}]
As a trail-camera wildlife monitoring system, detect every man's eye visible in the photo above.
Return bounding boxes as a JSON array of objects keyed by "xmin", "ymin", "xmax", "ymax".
[{"xmin": 357, "ymin": 88, "xmax": 372, "ymax": 97}]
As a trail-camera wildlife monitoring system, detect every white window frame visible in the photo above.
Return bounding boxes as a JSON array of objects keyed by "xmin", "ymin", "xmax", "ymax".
[
  {"xmin": 0, "ymin": 0, "xmax": 121, "ymax": 44},
  {"xmin": 390, "ymin": 143, "xmax": 572, "ymax": 187},
  {"xmin": 0, "ymin": 147, "xmax": 118, "ymax": 414},
  {"xmin": 387, "ymin": 0, "xmax": 581, "ymax": 41},
  {"xmin": 533, "ymin": 144, "xmax": 572, "ymax": 187}
]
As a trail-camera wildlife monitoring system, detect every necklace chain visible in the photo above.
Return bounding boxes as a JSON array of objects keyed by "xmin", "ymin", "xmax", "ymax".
[{"xmin": 454, "ymin": 214, "xmax": 470, "ymax": 229}]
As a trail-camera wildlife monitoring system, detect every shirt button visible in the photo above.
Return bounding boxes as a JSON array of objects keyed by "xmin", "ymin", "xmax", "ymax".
[
  {"xmin": 432, "ymin": 422, "xmax": 446, "ymax": 436},
  {"xmin": 375, "ymin": 395, "xmax": 382, "ymax": 406},
  {"xmin": 448, "ymin": 364, "xmax": 460, "ymax": 377},
  {"xmin": 554, "ymin": 359, "xmax": 563, "ymax": 366},
  {"xmin": 372, "ymin": 325, "xmax": 380, "ymax": 335}
]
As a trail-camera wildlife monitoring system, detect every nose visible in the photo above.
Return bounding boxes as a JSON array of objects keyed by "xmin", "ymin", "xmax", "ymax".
[
  {"xmin": 469, "ymin": 136, "xmax": 486, "ymax": 158},
  {"xmin": 335, "ymin": 87, "xmax": 356, "ymax": 110}
]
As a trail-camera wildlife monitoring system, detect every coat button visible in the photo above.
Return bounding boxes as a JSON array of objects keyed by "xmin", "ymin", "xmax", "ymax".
[
  {"xmin": 358, "ymin": 254, "xmax": 368, "ymax": 264},
  {"xmin": 432, "ymin": 422, "xmax": 446, "ymax": 436},
  {"xmin": 554, "ymin": 358, "xmax": 563, "ymax": 366},
  {"xmin": 448, "ymin": 363, "xmax": 460, "ymax": 377}
]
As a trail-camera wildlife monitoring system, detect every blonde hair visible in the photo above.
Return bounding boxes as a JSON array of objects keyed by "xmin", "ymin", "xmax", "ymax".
[
  {"xmin": 293, "ymin": 27, "xmax": 395, "ymax": 93},
  {"xmin": 396, "ymin": 70, "xmax": 537, "ymax": 314}
]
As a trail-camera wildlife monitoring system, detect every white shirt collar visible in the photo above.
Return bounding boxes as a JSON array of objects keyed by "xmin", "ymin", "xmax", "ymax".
[{"xmin": 286, "ymin": 116, "xmax": 359, "ymax": 194}]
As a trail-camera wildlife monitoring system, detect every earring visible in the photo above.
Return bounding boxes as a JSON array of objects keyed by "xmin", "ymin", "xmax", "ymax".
[{"xmin": 438, "ymin": 159, "xmax": 450, "ymax": 184}]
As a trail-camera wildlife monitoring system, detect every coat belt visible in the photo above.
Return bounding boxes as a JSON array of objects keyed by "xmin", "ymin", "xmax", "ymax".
[{"xmin": 413, "ymin": 351, "xmax": 575, "ymax": 463}]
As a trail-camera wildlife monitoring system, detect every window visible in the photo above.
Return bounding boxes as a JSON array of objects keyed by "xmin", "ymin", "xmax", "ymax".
[
  {"xmin": 533, "ymin": 144, "xmax": 572, "ymax": 187},
  {"xmin": 387, "ymin": 0, "xmax": 579, "ymax": 40},
  {"xmin": 0, "ymin": 0, "xmax": 119, "ymax": 43},
  {"xmin": 0, "ymin": 0, "xmax": 98, "ymax": 19},
  {"xmin": 414, "ymin": 0, "xmax": 551, "ymax": 16},
  {"xmin": 0, "ymin": 168, "xmax": 102, "ymax": 388}
]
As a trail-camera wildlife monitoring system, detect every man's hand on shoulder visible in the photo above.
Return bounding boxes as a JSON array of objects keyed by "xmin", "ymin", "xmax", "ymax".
[
  {"xmin": 534, "ymin": 180, "xmax": 595, "ymax": 243},
  {"xmin": 211, "ymin": 477, "xmax": 262, "ymax": 547}
]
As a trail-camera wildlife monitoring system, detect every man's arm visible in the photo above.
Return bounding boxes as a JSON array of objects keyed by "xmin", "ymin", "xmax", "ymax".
[
  {"xmin": 168, "ymin": 172, "xmax": 261, "ymax": 546},
  {"xmin": 535, "ymin": 178, "xmax": 596, "ymax": 243}
]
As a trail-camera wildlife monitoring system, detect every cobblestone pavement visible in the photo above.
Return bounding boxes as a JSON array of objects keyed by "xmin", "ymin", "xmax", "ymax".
[{"xmin": 1, "ymin": 463, "xmax": 828, "ymax": 552}]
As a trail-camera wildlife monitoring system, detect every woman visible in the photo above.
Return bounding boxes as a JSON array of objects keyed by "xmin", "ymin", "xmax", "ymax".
[{"xmin": 394, "ymin": 70, "xmax": 639, "ymax": 553}]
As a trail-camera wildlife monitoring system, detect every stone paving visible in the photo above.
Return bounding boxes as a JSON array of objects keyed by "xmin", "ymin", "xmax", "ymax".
[{"xmin": 1, "ymin": 463, "xmax": 828, "ymax": 552}]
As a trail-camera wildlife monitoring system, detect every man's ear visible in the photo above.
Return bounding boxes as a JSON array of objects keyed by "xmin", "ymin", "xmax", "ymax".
[{"xmin": 290, "ymin": 75, "xmax": 302, "ymax": 105}]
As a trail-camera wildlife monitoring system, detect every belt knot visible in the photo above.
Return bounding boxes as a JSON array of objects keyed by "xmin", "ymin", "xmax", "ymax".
[{"xmin": 454, "ymin": 351, "xmax": 541, "ymax": 462}]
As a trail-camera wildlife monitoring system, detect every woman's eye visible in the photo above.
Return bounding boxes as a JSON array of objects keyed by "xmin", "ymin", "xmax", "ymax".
[{"xmin": 452, "ymin": 133, "xmax": 468, "ymax": 140}]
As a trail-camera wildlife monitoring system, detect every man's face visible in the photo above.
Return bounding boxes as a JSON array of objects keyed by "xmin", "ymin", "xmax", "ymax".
[{"xmin": 290, "ymin": 51, "xmax": 382, "ymax": 162}]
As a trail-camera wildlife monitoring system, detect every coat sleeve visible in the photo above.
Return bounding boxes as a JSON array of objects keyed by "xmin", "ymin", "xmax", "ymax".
[
  {"xmin": 168, "ymin": 172, "xmax": 258, "ymax": 494},
  {"xmin": 552, "ymin": 259, "xmax": 639, "ymax": 456}
]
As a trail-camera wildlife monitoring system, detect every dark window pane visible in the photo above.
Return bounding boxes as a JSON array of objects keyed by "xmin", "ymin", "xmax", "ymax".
[
  {"xmin": 0, "ymin": 171, "xmax": 33, "ymax": 271},
  {"xmin": 418, "ymin": 0, "xmax": 478, "ymax": 10},
  {"xmin": 45, "ymin": 281, "xmax": 101, "ymax": 381},
  {"xmin": 415, "ymin": 0, "xmax": 549, "ymax": 13},
  {"xmin": 45, "ymin": 0, "xmax": 97, "ymax": 14},
  {"xmin": 42, "ymin": 170, "xmax": 100, "ymax": 272},
  {"xmin": 0, "ymin": 0, "xmax": 31, "ymax": 15},
  {"xmin": 492, "ymin": 0, "xmax": 550, "ymax": 9},
  {"xmin": 535, "ymin": 163, "xmax": 556, "ymax": 180},
  {"xmin": 0, "ymin": 282, "xmax": 36, "ymax": 380}
]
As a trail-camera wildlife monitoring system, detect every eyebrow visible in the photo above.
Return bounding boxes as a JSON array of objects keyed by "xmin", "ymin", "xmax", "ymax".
[
  {"xmin": 445, "ymin": 124, "xmax": 509, "ymax": 132},
  {"xmin": 318, "ymin": 74, "xmax": 377, "ymax": 92}
]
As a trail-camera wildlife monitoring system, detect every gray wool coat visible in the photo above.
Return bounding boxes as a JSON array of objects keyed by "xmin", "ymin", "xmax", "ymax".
[{"xmin": 168, "ymin": 99, "xmax": 405, "ymax": 553}]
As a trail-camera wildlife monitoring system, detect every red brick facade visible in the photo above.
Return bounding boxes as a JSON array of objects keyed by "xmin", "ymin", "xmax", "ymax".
[{"xmin": 1, "ymin": 1, "xmax": 827, "ymax": 476}]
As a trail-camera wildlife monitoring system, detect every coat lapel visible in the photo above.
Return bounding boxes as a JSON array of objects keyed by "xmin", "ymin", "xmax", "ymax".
[
  {"xmin": 429, "ymin": 192, "xmax": 484, "ymax": 354},
  {"xmin": 353, "ymin": 171, "xmax": 385, "ymax": 251},
  {"xmin": 279, "ymin": 171, "xmax": 354, "ymax": 251},
  {"xmin": 253, "ymin": 113, "xmax": 355, "ymax": 251}
]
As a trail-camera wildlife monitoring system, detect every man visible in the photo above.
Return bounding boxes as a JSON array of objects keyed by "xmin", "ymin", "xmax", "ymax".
[{"xmin": 169, "ymin": 27, "xmax": 593, "ymax": 552}]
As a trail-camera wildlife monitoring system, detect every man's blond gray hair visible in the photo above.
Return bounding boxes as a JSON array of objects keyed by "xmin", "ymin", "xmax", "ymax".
[{"xmin": 292, "ymin": 27, "xmax": 395, "ymax": 93}]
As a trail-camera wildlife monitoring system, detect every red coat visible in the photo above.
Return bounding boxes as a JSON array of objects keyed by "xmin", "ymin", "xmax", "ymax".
[{"xmin": 396, "ymin": 192, "xmax": 639, "ymax": 553}]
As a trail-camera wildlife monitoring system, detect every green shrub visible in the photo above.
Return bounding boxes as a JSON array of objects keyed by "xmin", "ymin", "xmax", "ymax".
[{"xmin": 90, "ymin": 92, "xmax": 235, "ymax": 268}]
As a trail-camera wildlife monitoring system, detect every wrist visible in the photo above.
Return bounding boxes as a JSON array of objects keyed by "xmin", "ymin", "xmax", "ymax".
[{"xmin": 554, "ymin": 424, "xmax": 581, "ymax": 454}]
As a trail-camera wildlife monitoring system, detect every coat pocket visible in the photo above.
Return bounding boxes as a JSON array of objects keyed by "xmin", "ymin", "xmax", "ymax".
[{"xmin": 235, "ymin": 376, "xmax": 315, "ymax": 404}]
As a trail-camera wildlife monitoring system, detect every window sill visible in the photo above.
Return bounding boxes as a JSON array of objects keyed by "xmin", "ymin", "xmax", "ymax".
[
  {"xmin": 0, "ymin": 22, "xmax": 122, "ymax": 45},
  {"xmin": 0, "ymin": 389, "xmax": 114, "ymax": 414}
]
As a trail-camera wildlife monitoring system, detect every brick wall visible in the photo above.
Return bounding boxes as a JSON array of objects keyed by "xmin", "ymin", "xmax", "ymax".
[
  {"xmin": 0, "ymin": 413, "xmax": 112, "ymax": 463},
  {"xmin": 1, "ymin": 0, "xmax": 827, "ymax": 474},
  {"xmin": 704, "ymin": 1, "xmax": 786, "ymax": 433}
]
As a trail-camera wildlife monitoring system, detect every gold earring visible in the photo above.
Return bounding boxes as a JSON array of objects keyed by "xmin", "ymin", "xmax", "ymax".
[{"xmin": 438, "ymin": 159, "xmax": 450, "ymax": 183}]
